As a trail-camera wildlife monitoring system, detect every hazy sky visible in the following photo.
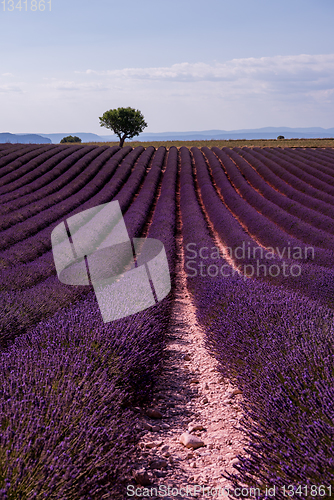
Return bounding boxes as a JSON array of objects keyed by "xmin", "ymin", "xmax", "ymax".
[{"xmin": 1, "ymin": 0, "xmax": 334, "ymax": 134}]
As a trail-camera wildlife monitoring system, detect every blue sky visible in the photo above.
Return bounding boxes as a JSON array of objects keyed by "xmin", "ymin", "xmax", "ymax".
[{"xmin": 1, "ymin": 0, "xmax": 334, "ymax": 134}]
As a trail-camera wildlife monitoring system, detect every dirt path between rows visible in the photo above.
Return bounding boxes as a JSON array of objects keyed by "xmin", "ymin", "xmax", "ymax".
[{"xmin": 127, "ymin": 229, "xmax": 248, "ymax": 499}]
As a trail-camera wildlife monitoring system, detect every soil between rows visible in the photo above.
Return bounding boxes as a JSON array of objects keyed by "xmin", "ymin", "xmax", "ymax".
[{"xmin": 126, "ymin": 230, "xmax": 248, "ymax": 499}]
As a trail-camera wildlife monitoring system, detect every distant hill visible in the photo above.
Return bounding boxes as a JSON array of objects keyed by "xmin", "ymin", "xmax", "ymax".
[
  {"xmin": 5, "ymin": 127, "xmax": 334, "ymax": 144},
  {"xmin": 0, "ymin": 133, "xmax": 51, "ymax": 144},
  {"xmin": 130, "ymin": 126, "xmax": 334, "ymax": 141},
  {"xmin": 38, "ymin": 132, "xmax": 106, "ymax": 144},
  {"xmin": 101, "ymin": 126, "xmax": 334, "ymax": 142}
]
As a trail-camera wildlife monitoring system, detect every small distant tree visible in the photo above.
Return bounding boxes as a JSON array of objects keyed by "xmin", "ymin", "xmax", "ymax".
[
  {"xmin": 99, "ymin": 107, "xmax": 148, "ymax": 147},
  {"xmin": 60, "ymin": 135, "xmax": 82, "ymax": 143},
  {"xmin": 277, "ymin": 135, "xmax": 285, "ymax": 140}
]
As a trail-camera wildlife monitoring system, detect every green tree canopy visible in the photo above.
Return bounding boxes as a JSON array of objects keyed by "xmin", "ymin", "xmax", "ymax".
[
  {"xmin": 99, "ymin": 107, "xmax": 148, "ymax": 147},
  {"xmin": 60, "ymin": 135, "xmax": 82, "ymax": 143}
]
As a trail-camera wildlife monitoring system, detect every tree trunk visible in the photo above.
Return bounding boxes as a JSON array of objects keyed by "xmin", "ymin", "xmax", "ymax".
[{"xmin": 119, "ymin": 135, "xmax": 126, "ymax": 148}]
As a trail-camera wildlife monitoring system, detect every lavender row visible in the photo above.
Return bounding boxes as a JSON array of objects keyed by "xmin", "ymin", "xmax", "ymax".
[
  {"xmin": 179, "ymin": 146, "xmax": 334, "ymax": 494},
  {"xmin": 0, "ymin": 144, "xmax": 47, "ymax": 169},
  {"xmin": 283, "ymin": 146, "xmax": 334, "ymax": 167},
  {"xmin": 0, "ymin": 147, "xmax": 126, "ymax": 244},
  {"xmin": 297, "ymin": 147, "xmax": 334, "ymax": 166},
  {"xmin": 292, "ymin": 148, "xmax": 334, "ymax": 167},
  {"xmin": 0, "ymin": 145, "xmax": 85, "ymax": 202},
  {"xmin": 99, "ymin": 145, "xmax": 158, "ymax": 239},
  {"xmin": 0, "ymin": 146, "xmax": 117, "ymax": 212},
  {"xmin": 0, "ymin": 144, "xmax": 57, "ymax": 177},
  {"xmin": 50, "ymin": 146, "xmax": 158, "ymax": 270},
  {"xmin": 211, "ymin": 147, "xmax": 334, "ymax": 248},
  {"xmin": 0, "ymin": 146, "xmax": 137, "ymax": 269},
  {"xmin": 0, "ymin": 145, "xmax": 155, "ymax": 342},
  {"xmin": 115, "ymin": 145, "xmax": 178, "ymax": 397},
  {"xmin": 0, "ymin": 144, "xmax": 14, "ymax": 153},
  {"xmin": 0, "ymin": 145, "xmax": 144, "ymax": 342},
  {"xmin": 0, "ymin": 144, "xmax": 33, "ymax": 159},
  {"xmin": 0, "ymin": 290, "xmax": 148, "ymax": 498},
  {"xmin": 215, "ymin": 147, "xmax": 334, "ymax": 236},
  {"xmin": 147, "ymin": 146, "xmax": 177, "ymax": 274},
  {"xmin": 78, "ymin": 146, "xmax": 167, "ymax": 282},
  {"xmin": 241, "ymin": 147, "xmax": 334, "ymax": 218},
  {"xmin": 296, "ymin": 147, "xmax": 334, "ymax": 165},
  {"xmin": 280, "ymin": 147, "xmax": 334, "ymax": 175},
  {"xmin": 264, "ymin": 147, "xmax": 334, "ymax": 185},
  {"xmin": 50, "ymin": 143, "xmax": 152, "ymax": 243},
  {"xmin": 311, "ymin": 147, "xmax": 334, "ymax": 162},
  {"xmin": 192, "ymin": 146, "xmax": 334, "ymax": 308},
  {"xmin": 0, "ymin": 145, "xmax": 71, "ymax": 193},
  {"xmin": 179, "ymin": 146, "xmax": 239, "ymax": 297},
  {"xmin": 0, "ymin": 146, "xmax": 108, "ymax": 233},
  {"xmin": 191, "ymin": 146, "xmax": 290, "ymax": 273},
  {"xmin": 0, "ymin": 147, "xmax": 164, "ymax": 344},
  {"xmin": 205, "ymin": 279, "xmax": 334, "ymax": 495},
  {"xmin": 196, "ymin": 147, "xmax": 334, "ymax": 269},
  {"xmin": 0, "ymin": 146, "xmax": 155, "ymax": 292},
  {"xmin": 122, "ymin": 147, "xmax": 166, "ymax": 237},
  {"xmin": 0, "ymin": 149, "xmax": 178, "ymax": 498},
  {"xmin": 252, "ymin": 147, "xmax": 334, "ymax": 204}
]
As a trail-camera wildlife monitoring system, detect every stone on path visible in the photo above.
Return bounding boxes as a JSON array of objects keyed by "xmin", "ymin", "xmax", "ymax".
[
  {"xmin": 141, "ymin": 422, "xmax": 153, "ymax": 431},
  {"xmin": 146, "ymin": 408, "xmax": 163, "ymax": 419},
  {"xmin": 145, "ymin": 441, "xmax": 162, "ymax": 449},
  {"xmin": 180, "ymin": 432, "xmax": 204, "ymax": 449},
  {"xmin": 149, "ymin": 459, "xmax": 168, "ymax": 470},
  {"xmin": 132, "ymin": 469, "xmax": 151, "ymax": 486},
  {"xmin": 188, "ymin": 423, "xmax": 204, "ymax": 433}
]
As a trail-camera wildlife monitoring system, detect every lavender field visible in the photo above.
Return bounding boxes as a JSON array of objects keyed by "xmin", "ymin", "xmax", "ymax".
[{"xmin": 0, "ymin": 143, "xmax": 334, "ymax": 498}]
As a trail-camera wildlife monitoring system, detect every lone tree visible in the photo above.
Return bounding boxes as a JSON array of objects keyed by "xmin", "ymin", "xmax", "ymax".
[
  {"xmin": 99, "ymin": 107, "xmax": 148, "ymax": 147},
  {"xmin": 277, "ymin": 135, "xmax": 285, "ymax": 140},
  {"xmin": 60, "ymin": 135, "xmax": 82, "ymax": 143}
]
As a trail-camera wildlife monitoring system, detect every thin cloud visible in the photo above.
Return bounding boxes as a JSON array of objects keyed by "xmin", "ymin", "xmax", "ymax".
[
  {"xmin": 0, "ymin": 84, "xmax": 23, "ymax": 93},
  {"xmin": 78, "ymin": 54, "xmax": 334, "ymax": 95},
  {"xmin": 44, "ymin": 80, "xmax": 109, "ymax": 91},
  {"xmin": 1, "ymin": 54, "xmax": 333, "ymax": 132}
]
